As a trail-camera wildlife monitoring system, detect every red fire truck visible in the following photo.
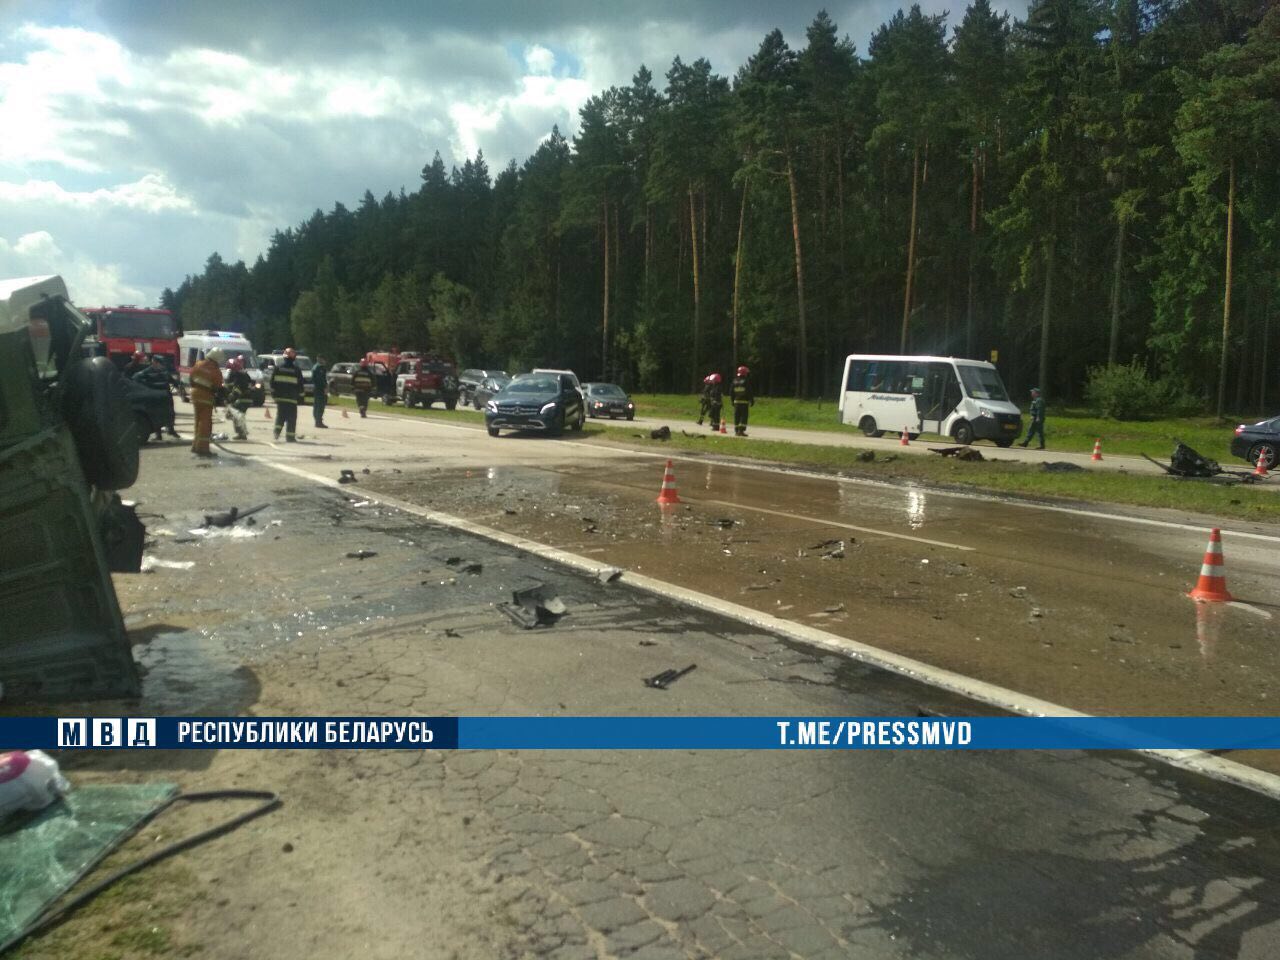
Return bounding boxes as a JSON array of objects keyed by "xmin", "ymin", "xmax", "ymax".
[{"xmin": 80, "ymin": 306, "xmax": 181, "ymax": 372}]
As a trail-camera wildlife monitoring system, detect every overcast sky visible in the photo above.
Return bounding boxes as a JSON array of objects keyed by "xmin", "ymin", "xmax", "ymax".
[{"xmin": 0, "ymin": 1, "xmax": 1027, "ymax": 308}]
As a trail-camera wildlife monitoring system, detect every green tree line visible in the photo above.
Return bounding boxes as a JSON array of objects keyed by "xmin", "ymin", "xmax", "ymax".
[{"xmin": 164, "ymin": 1, "xmax": 1279, "ymax": 412}]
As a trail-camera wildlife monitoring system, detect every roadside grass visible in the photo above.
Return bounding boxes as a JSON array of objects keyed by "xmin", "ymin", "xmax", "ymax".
[
  {"xmin": 592, "ymin": 431, "xmax": 1280, "ymax": 523},
  {"xmin": 628, "ymin": 392, "xmax": 1257, "ymax": 463},
  {"xmin": 12, "ymin": 861, "xmax": 198, "ymax": 960},
  {"xmin": 328, "ymin": 393, "xmax": 485, "ymax": 424}
]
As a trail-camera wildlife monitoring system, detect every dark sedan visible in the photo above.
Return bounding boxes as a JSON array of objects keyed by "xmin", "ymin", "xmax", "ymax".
[
  {"xmin": 328, "ymin": 362, "xmax": 357, "ymax": 396},
  {"xmin": 584, "ymin": 382, "xmax": 635, "ymax": 420},
  {"xmin": 1231, "ymin": 416, "xmax": 1280, "ymax": 468},
  {"xmin": 485, "ymin": 373, "xmax": 585, "ymax": 437},
  {"xmin": 471, "ymin": 374, "xmax": 511, "ymax": 409}
]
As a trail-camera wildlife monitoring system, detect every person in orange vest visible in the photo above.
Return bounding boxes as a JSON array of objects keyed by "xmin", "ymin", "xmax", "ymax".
[{"xmin": 189, "ymin": 348, "xmax": 225, "ymax": 456}]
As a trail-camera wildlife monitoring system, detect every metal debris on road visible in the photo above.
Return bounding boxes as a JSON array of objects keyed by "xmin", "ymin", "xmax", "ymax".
[
  {"xmin": 824, "ymin": 602, "xmax": 847, "ymax": 613},
  {"xmin": 346, "ymin": 550, "xmax": 377, "ymax": 560},
  {"xmin": 498, "ymin": 583, "xmax": 568, "ymax": 629},
  {"xmin": 856, "ymin": 450, "xmax": 875, "ymax": 462},
  {"xmin": 139, "ymin": 556, "xmax": 195, "ymax": 572},
  {"xmin": 711, "ymin": 518, "xmax": 737, "ymax": 529},
  {"xmin": 650, "ymin": 426, "xmax": 671, "ymax": 440},
  {"xmin": 339, "ymin": 470, "xmax": 358, "ymax": 484},
  {"xmin": 1042, "ymin": 461, "xmax": 1085, "ymax": 473},
  {"xmin": 459, "ymin": 562, "xmax": 483, "ymax": 575},
  {"xmin": 643, "ymin": 664, "xmax": 697, "ymax": 689},
  {"xmin": 597, "ymin": 567, "xmax": 623, "ymax": 584},
  {"xmin": 201, "ymin": 504, "xmax": 269, "ymax": 528},
  {"xmin": 809, "ymin": 538, "xmax": 842, "ymax": 550},
  {"xmin": 820, "ymin": 541, "xmax": 846, "ymax": 560}
]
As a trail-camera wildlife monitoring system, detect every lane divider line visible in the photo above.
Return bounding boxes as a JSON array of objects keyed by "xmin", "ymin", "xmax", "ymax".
[{"xmin": 256, "ymin": 454, "xmax": 1280, "ymax": 803}]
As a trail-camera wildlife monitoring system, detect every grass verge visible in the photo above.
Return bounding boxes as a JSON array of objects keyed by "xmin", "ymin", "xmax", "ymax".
[{"xmin": 627, "ymin": 392, "xmax": 1257, "ymax": 462}]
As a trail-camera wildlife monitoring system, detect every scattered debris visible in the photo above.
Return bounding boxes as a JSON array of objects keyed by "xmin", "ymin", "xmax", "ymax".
[
  {"xmin": 504, "ymin": 508, "xmax": 518, "ymax": 515},
  {"xmin": 443, "ymin": 557, "xmax": 462, "ymax": 566},
  {"xmin": 745, "ymin": 579, "xmax": 781, "ymax": 591},
  {"xmin": 639, "ymin": 640, "xmax": 658, "ymax": 647},
  {"xmin": 459, "ymin": 562, "xmax": 483, "ymax": 575},
  {"xmin": 877, "ymin": 455, "xmax": 898, "ymax": 464},
  {"xmin": 824, "ymin": 602, "xmax": 847, "ymax": 613},
  {"xmin": 1042, "ymin": 461, "xmax": 1085, "ymax": 473},
  {"xmin": 820, "ymin": 541, "xmax": 846, "ymax": 560},
  {"xmin": 442, "ymin": 628, "xmax": 461, "ymax": 639},
  {"xmin": 139, "ymin": 557, "xmax": 195, "ymax": 572},
  {"xmin": 809, "ymin": 538, "xmax": 842, "ymax": 550},
  {"xmin": 201, "ymin": 504, "xmax": 269, "ymax": 528},
  {"xmin": 680, "ymin": 431, "xmax": 708, "ymax": 439},
  {"xmin": 856, "ymin": 450, "xmax": 875, "ymax": 462},
  {"xmin": 346, "ymin": 550, "xmax": 377, "ymax": 560},
  {"xmin": 597, "ymin": 567, "xmax": 623, "ymax": 584},
  {"xmin": 498, "ymin": 583, "xmax": 567, "ymax": 629},
  {"xmin": 649, "ymin": 426, "xmax": 671, "ymax": 440},
  {"xmin": 1009, "ymin": 586, "xmax": 1028, "ymax": 599},
  {"xmin": 362, "ymin": 468, "xmax": 371, "ymax": 474},
  {"xmin": 643, "ymin": 664, "xmax": 697, "ymax": 689},
  {"xmin": 712, "ymin": 518, "xmax": 737, "ymax": 529}
]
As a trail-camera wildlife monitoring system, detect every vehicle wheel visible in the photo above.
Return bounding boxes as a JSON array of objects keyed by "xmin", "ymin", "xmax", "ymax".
[
  {"xmin": 381, "ymin": 393, "xmax": 396, "ymax": 405},
  {"xmin": 1249, "ymin": 442, "xmax": 1278, "ymax": 469},
  {"xmin": 445, "ymin": 397, "xmax": 457, "ymax": 411},
  {"xmin": 63, "ymin": 357, "xmax": 140, "ymax": 491},
  {"xmin": 626, "ymin": 412, "xmax": 634, "ymax": 421},
  {"xmin": 487, "ymin": 426, "xmax": 499, "ymax": 438},
  {"xmin": 550, "ymin": 411, "xmax": 566, "ymax": 437},
  {"xmin": 571, "ymin": 411, "xmax": 584, "ymax": 431},
  {"xmin": 995, "ymin": 439, "xmax": 1015, "ymax": 448},
  {"xmin": 859, "ymin": 416, "xmax": 883, "ymax": 438},
  {"xmin": 952, "ymin": 421, "xmax": 974, "ymax": 445}
]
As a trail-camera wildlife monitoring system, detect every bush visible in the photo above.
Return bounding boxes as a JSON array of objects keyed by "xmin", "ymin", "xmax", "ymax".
[{"xmin": 1084, "ymin": 360, "xmax": 1203, "ymax": 420}]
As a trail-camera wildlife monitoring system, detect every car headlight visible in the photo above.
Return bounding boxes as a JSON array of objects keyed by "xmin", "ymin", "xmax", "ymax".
[
  {"xmin": 594, "ymin": 401, "xmax": 604, "ymax": 408},
  {"xmin": 485, "ymin": 401, "xmax": 497, "ymax": 412},
  {"xmin": 540, "ymin": 401, "xmax": 558, "ymax": 415},
  {"xmin": 979, "ymin": 407, "xmax": 992, "ymax": 418},
  {"xmin": 627, "ymin": 402, "xmax": 634, "ymax": 409}
]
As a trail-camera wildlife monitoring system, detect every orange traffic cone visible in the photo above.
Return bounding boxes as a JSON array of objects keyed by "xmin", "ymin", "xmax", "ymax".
[
  {"xmin": 900, "ymin": 430, "xmax": 910, "ymax": 446},
  {"xmin": 1253, "ymin": 449, "xmax": 1268, "ymax": 478},
  {"xmin": 719, "ymin": 417, "xmax": 727, "ymax": 435},
  {"xmin": 342, "ymin": 407, "xmax": 350, "ymax": 419},
  {"xmin": 1090, "ymin": 438, "xmax": 1103, "ymax": 461},
  {"xmin": 264, "ymin": 406, "xmax": 272, "ymax": 420},
  {"xmin": 656, "ymin": 460, "xmax": 682, "ymax": 505},
  {"xmin": 1188, "ymin": 528, "xmax": 1234, "ymax": 603}
]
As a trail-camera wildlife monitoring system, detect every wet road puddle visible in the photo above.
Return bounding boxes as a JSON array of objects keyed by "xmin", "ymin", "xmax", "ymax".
[{"xmin": 357, "ymin": 460, "xmax": 1280, "ymax": 735}]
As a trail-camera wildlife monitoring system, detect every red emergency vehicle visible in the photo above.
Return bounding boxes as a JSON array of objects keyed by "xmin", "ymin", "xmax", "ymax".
[{"xmin": 81, "ymin": 306, "xmax": 181, "ymax": 372}]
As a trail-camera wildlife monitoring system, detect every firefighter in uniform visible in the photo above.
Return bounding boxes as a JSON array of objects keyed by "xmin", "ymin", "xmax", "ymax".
[
  {"xmin": 706, "ymin": 373, "xmax": 724, "ymax": 432},
  {"xmin": 270, "ymin": 348, "xmax": 304, "ymax": 441},
  {"xmin": 224, "ymin": 356, "xmax": 254, "ymax": 440},
  {"xmin": 123, "ymin": 350, "xmax": 147, "ymax": 379},
  {"xmin": 351, "ymin": 359, "xmax": 375, "ymax": 418},
  {"xmin": 731, "ymin": 365, "xmax": 754, "ymax": 437},
  {"xmin": 131, "ymin": 354, "xmax": 181, "ymax": 440},
  {"xmin": 189, "ymin": 348, "xmax": 224, "ymax": 456},
  {"xmin": 696, "ymin": 374, "xmax": 713, "ymax": 425}
]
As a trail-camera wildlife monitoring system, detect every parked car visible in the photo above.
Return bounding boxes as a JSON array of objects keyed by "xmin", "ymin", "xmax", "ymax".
[
  {"xmin": 532, "ymin": 368, "xmax": 583, "ymax": 400},
  {"xmin": 583, "ymin": 382, "xmax": 635, "ymax": 420},
  {"xmin": 1231, "ymin": 416, "xmax": 1280, "ymax": 468},
  {"xmin": 485, "ymin": 372, "xmax": 585, "ymax": 437},
  {"xmin": 459, "ymin": 368, "xmax": 508, "ymax": 405},
  {"xmin": 328, "ymin": 362, "xmax": 358, "ymax": 396},
  {"xmin": 471, "ymin": 374, "xmax": 512, "ymax": 410},
  {"xmin": 260, "ymin": 352, "xmax": 316, "ymax": 400}
]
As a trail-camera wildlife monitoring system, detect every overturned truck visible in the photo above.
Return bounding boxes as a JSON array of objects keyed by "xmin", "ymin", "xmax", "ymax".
[{"xmin": 0, "ymin": 276, "xmax": 142, "ymax": 701}]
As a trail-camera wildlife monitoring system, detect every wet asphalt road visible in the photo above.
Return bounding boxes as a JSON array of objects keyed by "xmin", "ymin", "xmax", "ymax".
[{"xmin": 58, "ymin": 414, "xmax": 1280, "ymax": 959}]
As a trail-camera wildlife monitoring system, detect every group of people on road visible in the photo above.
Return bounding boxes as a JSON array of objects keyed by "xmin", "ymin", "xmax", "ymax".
[{"xmin": 697, "ymin": 365, "xmax": 754, "ymax": 436}]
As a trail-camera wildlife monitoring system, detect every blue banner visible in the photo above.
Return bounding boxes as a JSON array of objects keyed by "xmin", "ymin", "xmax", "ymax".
[{"xmin": 2, "ymin": 716, "xmax": 1280, "ymax": 751}]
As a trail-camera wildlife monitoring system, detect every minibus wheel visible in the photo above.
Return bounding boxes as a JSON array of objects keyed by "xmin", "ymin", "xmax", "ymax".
[{"xmin": 859, "ymin": 416, "xmax": 883, "ymax": 438}]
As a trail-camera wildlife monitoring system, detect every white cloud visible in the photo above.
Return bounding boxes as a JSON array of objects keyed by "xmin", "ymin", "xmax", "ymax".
[
  {"xmin": 0, "ymin": 173, "xmax": 194, "ymax": 212},
  {"xmin": 524, "ymin": 44, "xmax": 555, "ymax": 75},
  {"xmin": 0, "ymin": 230, "xmax": 147, "ymax": 305}
]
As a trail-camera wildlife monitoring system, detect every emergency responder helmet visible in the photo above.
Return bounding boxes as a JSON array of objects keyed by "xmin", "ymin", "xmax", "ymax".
[
  {"xmin": 132, "ymin": 351, "xmax": 146, "ymax": 363},
  {"xmin": 228, "ymin": 356, "xmax": 243, "ymax": 371},
  {"xmin": 205, "ymin": 348, "xmax": 226, "ymax": 364},
  {"xmin": 709, "ymin": 373, "xmax": 722, "ymax": 384},
  {"xmin": 359, "ymin": 358, "xmax": 369, "ymax": 368},
  {"xmin": 284, "ymin": 347, "xmax": 297, "ymax": 360},
  {"xmin": 1031, "ymin": 387, "xmax": 1041, "ymax": 397},
  {"xmin": 736, "ymin": 365, "xmax": 749, "ymax": 377}
]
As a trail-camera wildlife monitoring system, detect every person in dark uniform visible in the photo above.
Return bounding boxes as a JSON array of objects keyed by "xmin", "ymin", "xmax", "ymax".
[
  {"xmin": 730, "ymin": 364, "xmax": 754, "ymax": 436},
  {"xmin": 1019, "ymin": 387, "xmax": 1046, "ymax": 449},
  {"xmin": 312, "ymin": 355, "xmax": 329, "ymax": 428},
  {"xmin": 696, "ymin": 374, "xmax": 713, "ymax": 425},
  {"xmin": 131, "ymin": 354, "xmax": 181, "ymax": 440},
  {"xmin": 224, "ymin": 356, "xmax": 254, "ymax": 440},
  {"xmin": 351, "ymin": 360, "xmax": 375, "ymax": 418},
  {"xmin": 123, "ymin": 350, "xmax": 148, "ymax": 379},
  {"xmin": 706, "ymin": 373, "xmax": 724, "ymax": 432},
  {"xmin": 270, "ymin": 347, "xmax": 304, "ymax": 441}
]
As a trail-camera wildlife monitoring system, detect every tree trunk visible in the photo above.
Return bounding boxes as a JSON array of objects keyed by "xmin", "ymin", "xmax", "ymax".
[
  {"xmin": 1260, "ymin": 288, "xmax": 1271, "ymax": 416},
  {"xmin": 1108, "ymin": 201, "xmax": 1126, "ymax": 366},
  {"xmin": 966, "ymin": 148, "xmax": 979, "ymax": 359},
  {"xmin": 787, "ymin": 156, "xmax": 808, "ymax": 398},
  {"xmin": 602, "ymin": 197, "xmax": 610, "ymax": 380},
  {"xmin": 689, "ymin": 185, "xmax": 701, "ymax": 392},
  {"xmin": 1216, "ymin": 157, "xmax": 1235, "ymax": 421},
  {"xmin": 732, "ymin": 178, "xmax": 748, "ymax": 371},
  {"xmin": 1039, "ymin": 220, "xmax": 1056, "ymax": 396},
  {"xmin": 901, "ymin": 143, "xmax": 921, "ymax": 354}
]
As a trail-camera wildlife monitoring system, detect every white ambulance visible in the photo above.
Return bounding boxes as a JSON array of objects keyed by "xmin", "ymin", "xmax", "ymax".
[{"xmin": 177, "ymin": 330, "xmax": 266, "ymax": 405}]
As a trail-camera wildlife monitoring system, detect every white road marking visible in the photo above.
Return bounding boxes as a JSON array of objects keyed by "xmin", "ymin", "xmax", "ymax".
[{"xmin": 254, "ymin": 453, "xmax": 1280, "ymax": 803}]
